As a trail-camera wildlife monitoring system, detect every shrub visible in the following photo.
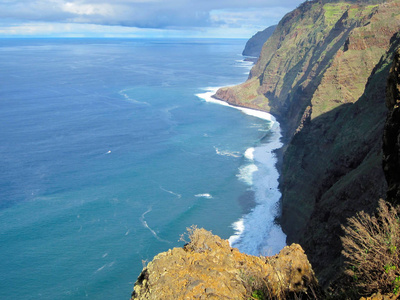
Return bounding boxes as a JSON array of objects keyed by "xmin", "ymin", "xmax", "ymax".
[{"xmin": 341, "ymin": 199, "xmax": 400, "ymax": 295}]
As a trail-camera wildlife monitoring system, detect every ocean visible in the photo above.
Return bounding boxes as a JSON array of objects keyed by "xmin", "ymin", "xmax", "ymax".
[{"xmin": 0, "ymin": 38, "xmax": 285, "ymax": 299}]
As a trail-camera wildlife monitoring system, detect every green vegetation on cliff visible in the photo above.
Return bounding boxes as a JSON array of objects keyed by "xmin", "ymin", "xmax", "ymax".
[
  {"xmin": 280, "ymin": 33, "xmax": 400, "ymax": 286},
  {"xmin": 215, "ymin": 0, "xmax": 400, "ymax": 290},
  {"xmin": 282, "ymin": 25, "xmax": 400, "ymax": 292},
  {"xmin": 216, "ymin": 0, "xmax": 400, "ymax": 137}
]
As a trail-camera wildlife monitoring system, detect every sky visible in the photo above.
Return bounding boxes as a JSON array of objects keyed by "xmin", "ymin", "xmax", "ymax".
[{"xmin": 0, "ymin": 0, "xmax": 303, "ymax": 38}]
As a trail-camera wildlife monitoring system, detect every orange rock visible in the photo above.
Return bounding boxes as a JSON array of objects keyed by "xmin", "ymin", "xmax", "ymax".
[{"xmin": 131, "ymin": 228, "xmax": 318, "ymax": 299}]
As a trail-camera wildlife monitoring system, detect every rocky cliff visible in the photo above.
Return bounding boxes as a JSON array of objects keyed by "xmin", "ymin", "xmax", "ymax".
[
  {"xmin": 242, "ymin": 25, "xmax": 277, "ymax": 57},
  {"xmin": 131, "ymin": 228, "xmax": 319, "ymax": 299},
  {"xmin": 283, "ymin": 32, "xmax": 400, "ymax": 287},
  {"xmin": 214, "ymin": 0, "xmax": 400, "ymax": 288},
  {"xmin": 130, "ymin": 0, "xmax": 400, "ymax": 297},
  {"xmin": 216, "ymin": 0, "xmax": 400, "ymax": 138},
  {"xmin": 383, "ymin": 47, "xmax": 400, "ymax": 205}
]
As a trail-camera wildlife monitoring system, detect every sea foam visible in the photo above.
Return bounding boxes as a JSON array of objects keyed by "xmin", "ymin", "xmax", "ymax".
[
  {"xmin": 214, "ymin": 146, "xmax": 241, "ymax": 158},
  {"xmin": 196, "ymin": 88, "xmax": 287, "ymax": 256},
  {"xmin": 244, "ymin": 147, "xmax": 255, "ymax": 160},
  {"xmin": 140, "ymin": 207, "xmax": 172, "ymax": 244},
  {"xmin": 237, "ymin": 164, "xmax": 258, "ymax": 186},
  {"xmin": 196, "ymin": 87, "xmax": 278, "ymax": 125},
  {"xmin": 231, "ymin": 141, "xmax": 286, "ymax": 256},
  {"xmin": 195, "ymin": 193, "xmax": 213, "ymax": 199},
  {"xmin": 119, "ymin": 88, "xmax": 150, "ymax": 106}
]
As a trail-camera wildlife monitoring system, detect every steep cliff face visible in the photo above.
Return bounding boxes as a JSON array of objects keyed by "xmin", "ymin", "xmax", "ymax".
[
  {"xmin": 383, "ymin": 48, "xmax": 400, "ymax": 205},
  {"xmin": 215, "ymin": 0, "xmax": 400, "ymax": 138},
  {"xmin": 131, "ymin": 228, "xmax": 319, "ymax": 299},
  {"xmin": 215, "ymin": 0, "xmax": 400, "ymax": 288},
  {"xmin": 282, "ymin": 33, "xmax": 400, "ymax": 286},
  {"xmin": 131, "ymin": 37, "xmax": 400, "ymax": 299},
  {"xmin": 130, "ymin": 1, "xmax": 400, "ymax": 297},
  {"xmin": 242, "ymin": 25, "xmax": 277, "ymax": 57}
]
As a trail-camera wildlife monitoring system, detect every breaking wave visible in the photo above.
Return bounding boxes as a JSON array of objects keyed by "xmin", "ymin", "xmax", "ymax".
[{"xmin": 197, "ymin": 88, "xmax": 286, "ymax": 256}]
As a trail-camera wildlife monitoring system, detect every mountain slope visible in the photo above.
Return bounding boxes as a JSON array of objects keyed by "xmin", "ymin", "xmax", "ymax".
[
  {"xmin": 215, "ymin": 0, "xmax": 400, "ymax": 287},
  {"xmin": 282, "ymin": 32, "xmax": 400, "ymax": 286},
  {"xmin": 216, "ymin": 0, "xmax": 400, "ymax": 138}
]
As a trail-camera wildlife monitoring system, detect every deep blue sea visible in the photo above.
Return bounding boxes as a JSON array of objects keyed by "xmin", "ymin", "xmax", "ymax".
[{"xmin": 0, "ymin": 38, "xmax": 285, "ymax": 299}]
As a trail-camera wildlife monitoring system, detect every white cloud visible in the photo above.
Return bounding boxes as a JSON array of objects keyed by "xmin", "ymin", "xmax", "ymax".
[
  {"xmin": 62, "ymin": 2, "xmax": 114, "ymax": 16},
  {"xmin": 0, "ymin": 0, "xmax": 302, "ymax": 37}
]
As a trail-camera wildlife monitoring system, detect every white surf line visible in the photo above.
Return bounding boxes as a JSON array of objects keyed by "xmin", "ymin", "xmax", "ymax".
[
  {"xmin": 197, "ymin": 86, "xmax": 286, "ymax": 255},
  {"xmin": 196, "ymin": 87, "xmax": 278, "ymax": 126},
  {"xmin": 159, "ymin": 186, "xmax": 182, "ymax": 198},
  {"xmin": 140, "ymin": 207, "xmax": 172, "ymax": 244}
]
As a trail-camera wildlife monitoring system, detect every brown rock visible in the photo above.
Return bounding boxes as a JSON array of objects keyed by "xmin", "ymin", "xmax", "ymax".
[
  {"xmin": 360, "ymin": 292, "xmax": 399, "ymax": 300},
  {"xmin": 131, "ymin": 228, "xmax": 319, "ymax": 299}
]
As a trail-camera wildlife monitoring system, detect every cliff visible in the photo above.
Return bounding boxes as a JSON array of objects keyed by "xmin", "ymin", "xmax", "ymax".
[
  {"xmin": 242, "ymin": 25, "xmax": 277, "ymax": 57},
  {"xmin": 130, "ymin": 46, "xmax": 400, "ymax": 297},
  {"xmin": 214, "ymin": 0, "xmax": 400, "ymax": 288},
  {"xmin": 130, "ymin": 0, "xmax": 400, "ymax": 297},
  {"xmin": 131, "ymin": 227, "xmax": 319, "ymax": 299},
  {"xmin": 383, "ymin": 47, "xmax": 400, "ymax": 205},
  {"xmin": 216, "ymin": 0, "xmax": 400, "ymax": 138},
  {"xmin": 282, "ymin": 31, "xmax": 400, "ymax": 287}
]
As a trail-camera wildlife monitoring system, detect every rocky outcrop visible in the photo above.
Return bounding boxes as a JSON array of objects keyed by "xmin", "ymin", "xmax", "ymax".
[
  {"xmin": 383, "ymin": 48, "xmax": 400, "ymax": 205},
  {"xmin": 131, "ymin": 228, "xmax": 319, "ymax": 299},
  {"xmin": 242, "ymin": 25, "xmax": 277, "ymax": 57}
]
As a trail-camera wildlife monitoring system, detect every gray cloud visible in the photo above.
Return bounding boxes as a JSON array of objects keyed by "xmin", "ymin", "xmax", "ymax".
[{"xmin": 0, "ymin": 0, "xmax": 301, "ymax": 29}]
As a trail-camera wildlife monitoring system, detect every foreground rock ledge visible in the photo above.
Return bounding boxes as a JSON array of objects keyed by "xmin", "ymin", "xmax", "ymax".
[{"xmin": 131, "ymin": 228, "xmax": 318, "ymax": 299}]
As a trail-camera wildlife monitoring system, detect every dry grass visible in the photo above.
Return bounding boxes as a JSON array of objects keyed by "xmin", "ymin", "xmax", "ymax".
[
  {"xmin": 239, "ymin": 267, "xmax": 286, "ymax": 300},
  {"xmin": 240, "ymin": 261, "xmax": 320, "ymax": 300},
  {"xmin": 341, "ymin": 199, "xmax": 400, "ymax": 295}
]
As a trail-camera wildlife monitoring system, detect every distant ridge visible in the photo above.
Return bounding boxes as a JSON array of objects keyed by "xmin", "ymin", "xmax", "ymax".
[{"xmin": 242, "ymin": 25, "xmax": 277, "ymax": 57}]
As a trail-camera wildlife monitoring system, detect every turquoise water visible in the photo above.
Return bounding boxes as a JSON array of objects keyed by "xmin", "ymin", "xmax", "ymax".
[{"xmin": 0, "ymin": 38, "xmax": 285, "ymax": 299}]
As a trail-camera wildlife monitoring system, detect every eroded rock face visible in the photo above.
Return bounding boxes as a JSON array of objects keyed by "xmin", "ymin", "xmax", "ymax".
[
  {"xmin": 280, "ymin": 32, "xmax": 400, "ymax": 287},
  {"xmin": 215, "ymin": 0, "xmax": 400, "ymax": 138},
  {"xmin": 131, "ymin": 228, "xmax": 318, "ymax": 299},
  {"xmin": 220, "ymin": 0, "xmax": 400, "ymax": 287},
  {"xmin": 383, "ymin": 48, "xmax": 400, "ymax": 205}
]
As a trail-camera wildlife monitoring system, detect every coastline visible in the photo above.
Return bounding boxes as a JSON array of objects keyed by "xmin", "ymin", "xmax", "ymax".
[
  {"xmin": 196, "ymin": 87, "xmax": 287, "ymax": 256},
  {"xmin": 196, "ymin": 87, "xmax": 277, "ymax": 123}
]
